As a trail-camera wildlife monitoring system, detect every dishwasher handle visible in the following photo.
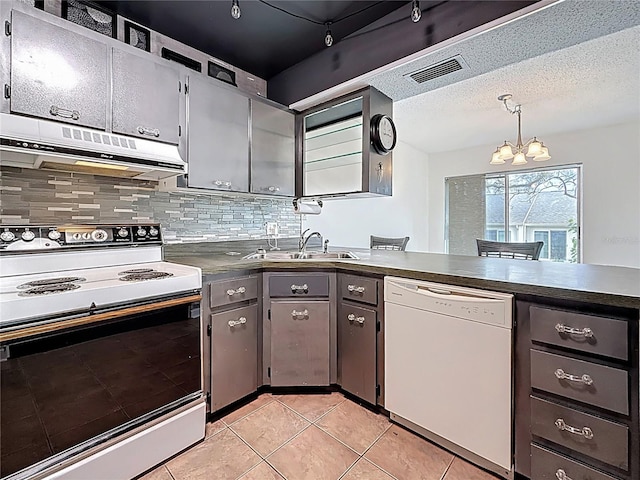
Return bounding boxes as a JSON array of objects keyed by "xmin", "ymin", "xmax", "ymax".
[{"xmin": 392, "ymin": 282, "xmax": 508, "ymax": 303}]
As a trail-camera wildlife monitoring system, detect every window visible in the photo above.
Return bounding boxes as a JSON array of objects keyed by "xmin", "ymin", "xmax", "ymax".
[{"xmin": 446, "ymin": 166, "xmax": 581, "ymax": 262}]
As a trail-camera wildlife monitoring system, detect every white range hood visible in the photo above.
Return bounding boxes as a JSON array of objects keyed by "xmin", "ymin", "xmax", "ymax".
[{"xmin": 0, "ymin": 113, "xmax": 186, "ymax": 180}]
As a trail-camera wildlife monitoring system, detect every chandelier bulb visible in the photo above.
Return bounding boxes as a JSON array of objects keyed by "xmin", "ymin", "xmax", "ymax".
[
  {"xmin": 324, "ymin": 23, "xmax": 333, "ymax": 47},
  {"xmin": 411, "ymin": 0, "xmax": 421, "ymax": 22},
  {"xmin": 231, "ymin": 0, "xmax": 241, "ymax": 19}
]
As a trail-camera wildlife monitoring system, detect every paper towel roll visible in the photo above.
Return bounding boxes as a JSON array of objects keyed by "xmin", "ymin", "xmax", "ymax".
[{"xmin": 294, "ymin": 200, "xmax": 322, "ymax": 215}]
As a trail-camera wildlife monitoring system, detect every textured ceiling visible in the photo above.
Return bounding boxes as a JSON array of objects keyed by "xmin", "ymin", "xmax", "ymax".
[{"xmin": 393, "ymin": 25, "xmax": 640, "ymax": 154}]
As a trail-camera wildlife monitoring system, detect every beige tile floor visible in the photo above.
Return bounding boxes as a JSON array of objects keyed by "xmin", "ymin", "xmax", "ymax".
[{"xmin": 141, "ymin": 393, "xmax": 499, "ymax": 480}]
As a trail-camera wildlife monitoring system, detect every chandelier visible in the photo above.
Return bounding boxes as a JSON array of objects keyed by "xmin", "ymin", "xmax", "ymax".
[{"xmin": 490, "ymin": 94, "xmax": 550, "ymax": 165}]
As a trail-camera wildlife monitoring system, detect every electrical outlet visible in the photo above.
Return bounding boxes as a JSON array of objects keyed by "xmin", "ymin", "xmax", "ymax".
[{"xmin": 265, "ymin": 222, "xmax": 278, "ymax": 236}]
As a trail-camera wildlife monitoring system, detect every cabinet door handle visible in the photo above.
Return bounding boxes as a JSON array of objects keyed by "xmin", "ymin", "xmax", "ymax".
[
  {"xmin": 555, "ymin": 323, "xmax": 594, "ymax": 338},
  {"xmin": 226, "ymin": 286, "xmax": 246, "ymax": 296},
  {"xmin": 266, "ymin": 186, "xmax": 280, "ymax": 192},
  {"xmin": 555, "ymin": 469, "xmax": 574, "ymax": 480},
  {"xmin": 214, "ymin": 180, "xmax": 232, "ymax": 188},
  {"xmin": 290, "ymin": 284, "xmax": 308, "ymax": 294},
  {"xmin": 347, "ymin": 313, "xmax": 365, "ymax": 324},
  {"xmin": 228, "ymin": 316, "xmax": 247, "ymax": 328},
  {"xmin": 291, "ymin": 309, "xmax": 309, "ymax": 319},
  {"xmin": 554, "ymin": 368, "xmax": 593, "ymax": 386},
  {"xmin": 50, "ymin": 105, "xmax": 79, "ymax": 120},
  {"xmin": 137, "ymin": 126, "xmax": 160, "ymax": 137},
  {"xmin": 554, "ymin": 418, "xmax": 594, "ymax": 439},
  {"xmin": 347, "ymin": 284, "xmax": 365, "ymax": 293}
]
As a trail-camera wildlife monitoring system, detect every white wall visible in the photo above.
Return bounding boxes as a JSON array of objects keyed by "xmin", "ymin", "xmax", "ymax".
[
  {"xmin": 426, "ymin": 121, "xmax": 640, "ymax": 268},
  {"xmin": 304, "ymin": 140, "xmax": 429, "ymax": 251}
]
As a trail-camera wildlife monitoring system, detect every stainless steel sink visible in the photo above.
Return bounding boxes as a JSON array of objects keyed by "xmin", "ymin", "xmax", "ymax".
[{"xmin": 243, "ymin": 251, "xmax": 358, "ymax": 260}]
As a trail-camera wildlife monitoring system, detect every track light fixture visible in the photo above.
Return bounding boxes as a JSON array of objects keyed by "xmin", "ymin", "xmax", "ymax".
[
  {"xmin": 324, "ymin": 22, "xmax": 333, "ymax": 47},
  {"xmin": 411, "ymin": 0, "xmax": 421, "ymax": 22},
  {"xmin": 231, "ymin": 0, "xmax": 241, "ymax": 20},
  {"xmin": 490, "ymin": 94, "xmax": 550, "ymax": 166}
]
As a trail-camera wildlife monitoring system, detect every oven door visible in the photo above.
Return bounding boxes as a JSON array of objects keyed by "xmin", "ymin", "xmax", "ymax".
[{"xmin": 0, "ymin": 292, "xmax": 202, "ymax": 479}]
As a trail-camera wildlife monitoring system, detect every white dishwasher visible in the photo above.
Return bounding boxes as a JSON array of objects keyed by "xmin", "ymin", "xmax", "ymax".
[{"xmin": 384, "ymin": 276, "xmax": 514, "ymax": 478}]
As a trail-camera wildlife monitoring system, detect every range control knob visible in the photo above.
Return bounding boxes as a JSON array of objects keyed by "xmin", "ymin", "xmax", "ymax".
[
  {"xmin": 148, "ymin": 227, "xmax": 159, "ymax": 237},
  {"xmin": 48, "ymin": 230, "xmax": 61, "ymax": 240},
  {"xmin": 136, "ymin": 227, "xmax": 147, "ymax": 237},
  {"xmin": 21, "ymin": 230, "xmax": 36, "ymax": 241},
  {"xmin": 72, "ymin": 233, "xmax": 82, "ymax": 240},
  {"xmin": 118, "ymin": 228, "xmax": 129, "ymax": 238},
  {"xmin": 82, "ymin": 232, "xmax": 91, "ymax": 240},
  {"xmin": 0, "ymin": 231, "xmax": 15, "ymax": 242},
  {"xmin": 91, "ymin": 229, "xmax": 108, "ymax": 242}
]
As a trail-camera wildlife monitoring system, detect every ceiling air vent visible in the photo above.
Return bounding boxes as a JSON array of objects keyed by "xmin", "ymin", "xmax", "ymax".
[{"xmin": 406, "ymin": 55, "xmax": 468, "ymax": 84}]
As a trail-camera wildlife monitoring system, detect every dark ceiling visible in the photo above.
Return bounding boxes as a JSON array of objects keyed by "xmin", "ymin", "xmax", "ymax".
[{"xmin": 97, "ymin": 1, "xmax": 411, "ymax": 80}]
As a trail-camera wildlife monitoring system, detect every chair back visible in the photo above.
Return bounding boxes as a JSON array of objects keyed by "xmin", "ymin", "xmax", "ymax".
[
  {"xmin": 370, "ymin": 235, "xmax": 410, "ymax": 251},
  {"xmin": 476, "ymin": 239, "xmax": 544, "ymax": 260}
]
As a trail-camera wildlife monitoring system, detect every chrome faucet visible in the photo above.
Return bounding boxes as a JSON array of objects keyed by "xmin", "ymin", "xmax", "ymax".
[{"xmin": 299, "ymin": 228, "xmax": 323, "ymax": 254}]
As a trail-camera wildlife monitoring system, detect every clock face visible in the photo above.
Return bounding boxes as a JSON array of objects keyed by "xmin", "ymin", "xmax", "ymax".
[
  {"xmin": 371, "ymin": 114, "xmax": 396, "ymax": 155},
  {"xmin": 379, "ymin": 116, "xmax": 395, "ymax": 150}
]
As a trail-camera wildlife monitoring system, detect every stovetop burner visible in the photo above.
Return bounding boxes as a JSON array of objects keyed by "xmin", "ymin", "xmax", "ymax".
[
  {"xmin": 119, "ymin": 271, "xmax": 174, "ymax": 282},
  {"xmin": 118, "ymin": 268, "xmax": 155, "ymax": 275},
  {"xmin": 16, "ymin": 277, "xmax": 86, "ymax": 290},
  {"xmin": 18, "ymin": 283, "xmax": 81, "ymax": 296}
]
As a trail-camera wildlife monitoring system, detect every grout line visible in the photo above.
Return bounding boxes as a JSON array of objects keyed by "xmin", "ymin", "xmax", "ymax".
[
  {"xmin": 163, "ymin": 465, "xmax": 176, "ymax": 480},
  {"xmin": 222, "ymin": 396, "xmax": 276, "ymax": 427},
  {"xmin": 439, "ymin": 456, "xmax": 456, "ymax": 480}
]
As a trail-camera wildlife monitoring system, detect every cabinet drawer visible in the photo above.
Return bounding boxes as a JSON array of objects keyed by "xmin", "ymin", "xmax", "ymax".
[
  {"xmin": 270, "ymin": 275, "xmax": 329, "ymax": 297},
  {"xmin": 340, "ymin": 275, "xmax": 378, "ymax": 305},
  {"xmin": 531, "ymin": 396, "xmax": 629, "ymax": 470},
  {"xmin": 210, "ymin": 305, "xmax": 258, "ymax": 411},
  {"xmin": 530, "ymin": 306, "xmax": 628, "ymax": 361},
  {"xmin": 531, "ymin": 350, "xmax": 629, "ymax": 415},
  {"xmin": 531, "ymin": 444, "xmax": 622, "ymax": 480},
  {"xmin": 210, "ymin": 276, "xmax": 258, "ymax": 308}
]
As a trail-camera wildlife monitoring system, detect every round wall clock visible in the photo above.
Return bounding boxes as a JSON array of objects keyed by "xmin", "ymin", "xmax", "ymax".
[{"xmin": 370, "ymin": 114, "xmax": 397, "ymax": 155}]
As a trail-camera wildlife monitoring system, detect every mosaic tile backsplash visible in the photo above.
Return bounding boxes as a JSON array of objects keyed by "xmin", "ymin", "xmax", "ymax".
[{"xmin": 0, "ymin": 167, "xmax": 301, "ymax": 243}]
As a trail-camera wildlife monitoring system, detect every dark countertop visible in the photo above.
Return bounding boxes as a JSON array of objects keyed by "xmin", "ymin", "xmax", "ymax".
[{"xmin": 164, "ymin": 243, "xmax": 640, "ymax": 309}]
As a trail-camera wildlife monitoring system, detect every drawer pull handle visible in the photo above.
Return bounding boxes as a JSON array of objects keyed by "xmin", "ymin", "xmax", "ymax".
[
  {"xmin": 348, "ymin": 313, "xmax": 365, "ymax": 324},
  {"xmin": 347, "ymin": 284, "xmax": 365, "ymax": 293},
  {"xmin": 267, "ymin": 186, "xmax": 280, "ymax": 192},
  {"xmin": 214, "ymin": 180, "xmax": 232, "ymax": 188},
  {"xmin": 226, "ymin": 286, "xmax": 246, "ymax": 296},
  {"xmin": 137, "ymin": 126, "xmax": 160, "ymax": 137},
  {"xmin": 228, "ymin": 317, "xmax": 247, "ymax": 327},
  {"xmin": 555, "ymin": 324, "xmax": 594, "ymax": 338},
  {"xmin": 291, "ymin": 284, "xmax": 309, "ymax": 294},
  {"xmin": 555, "ymin": 469, "xmax": 574, "ymax": 480},
  {"xmin": 554, "ymin": 368, "xmax": 594, "ymax": 386},
  {"xmin": 554, "ymin": 418, "xmax": 594, "ymax": 439},
  {"xmin": 50, "ymin": 105, "xmax": 80, "ymax": 120},
  {"xmin": 291, "ymin": 309, "xmax": 309, "ymax": 319}
]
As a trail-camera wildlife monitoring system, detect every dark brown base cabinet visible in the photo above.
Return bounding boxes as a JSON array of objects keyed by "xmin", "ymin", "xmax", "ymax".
[
  {"xmin": 204, "ymin": 273, "xmax": 260, "ymax": 413},
  {"xmin": 515, "ymin": 296, "xmax": 639, "ymax": 480},
  {"xmin": 337, "ymin": 273, "xmax": 384, "ymax": 406}
]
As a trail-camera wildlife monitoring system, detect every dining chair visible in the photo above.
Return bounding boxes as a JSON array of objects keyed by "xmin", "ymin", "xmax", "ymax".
[
  {"xmin": 370, "ymin": 235, "xmax": 410, "ymax": 251},
  {"xmin": 476, "ymin": 239, "xmax": 544, "ymax": 260}
]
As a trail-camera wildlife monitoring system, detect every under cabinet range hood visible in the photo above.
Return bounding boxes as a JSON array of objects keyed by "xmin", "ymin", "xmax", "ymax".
[{"xmin": 0, "ymin": 114, "xmax": 186, "ymax": 180}]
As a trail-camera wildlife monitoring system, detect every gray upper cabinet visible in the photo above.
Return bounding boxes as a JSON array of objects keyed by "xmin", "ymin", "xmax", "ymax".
[
  {"xmin": 186, "ymin": 75, "xmax": 249, "ymax": 192},
  {"xmin": 250, "ymin": 100, "xmax": 295, "ymax": 196},
  {"xmin": 10, "ymin": 10, "xmax": 108, "ymax": 130},
  {"xmin": 111, "ymin": 49, "xmax": 181, "ymax": 145},
  {"xmin": 296, "ymin": 86, "xmax": 393, "ymax": 198}
]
